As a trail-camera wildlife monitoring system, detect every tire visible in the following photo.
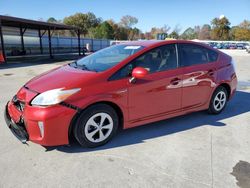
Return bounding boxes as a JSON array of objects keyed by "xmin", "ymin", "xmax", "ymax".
[
  {"xmin": 208, "ymin": 86, "xmax": 228, "ymax": 114},
  {"xmin": 74, "ymin": 104, "xmax": 119, "ymax": 148}
]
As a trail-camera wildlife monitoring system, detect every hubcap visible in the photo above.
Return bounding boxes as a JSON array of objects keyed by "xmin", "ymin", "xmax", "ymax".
[
  {"xmin": 84, "ymin": 113, "xmax": 113, "ymax": 143},
  {"xmin": 213, "ymin": 91, "xmax": 226, "ymax": 111}
]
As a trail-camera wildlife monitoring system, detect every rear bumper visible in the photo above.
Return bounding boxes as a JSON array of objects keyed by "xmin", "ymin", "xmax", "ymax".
[
  {"xmin": 4, "ymin": 102, "xmax": 29, "ymax": 143},
  {"xmin": 229, "ymin": 75, "xmax": 238, "ymax": 100}
]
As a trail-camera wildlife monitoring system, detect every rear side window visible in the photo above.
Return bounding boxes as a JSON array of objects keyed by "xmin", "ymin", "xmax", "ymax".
[{"xmin": 179, "ymin": 44, "xmax": 218, "ymax": 67}]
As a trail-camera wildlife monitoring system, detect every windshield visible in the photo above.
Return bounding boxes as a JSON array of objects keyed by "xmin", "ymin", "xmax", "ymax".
[{"xmin": 71, "ymin": 45, "xmax": 144, "ymax": 72}]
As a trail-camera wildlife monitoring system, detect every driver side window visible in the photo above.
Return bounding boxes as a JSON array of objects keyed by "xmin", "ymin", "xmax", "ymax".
[{"xmin": 109, "ymin": 44, "xmax": 177, "ymax": 81}]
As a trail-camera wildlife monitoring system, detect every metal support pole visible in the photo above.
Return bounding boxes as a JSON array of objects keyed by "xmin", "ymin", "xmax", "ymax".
[
  {"xmin": 91, "ymin": 38, "xmax": 94, "ymax": 52},
  {"xmin": 48, "ymin": 28, "xmax": 53, "ymax": 58},
  {"xmin": 38, "ymin": 29, "xmax": 43, "ymax": 54},
  {"xmin": 77, "ymin": 29, "xmax": 81, "ymax": 56},
  {"xmin": 20, "ymin": 26, "xmax": 25, "ymax": 52},
  {"xmin": 0, "ymin": 19, "xmax": 6, "ymax": 62}
]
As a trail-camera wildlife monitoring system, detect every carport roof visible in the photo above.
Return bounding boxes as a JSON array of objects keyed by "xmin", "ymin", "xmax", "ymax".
[{"xmin": 0, "ymin": 15, "xmax": 78, "ymax": 30}]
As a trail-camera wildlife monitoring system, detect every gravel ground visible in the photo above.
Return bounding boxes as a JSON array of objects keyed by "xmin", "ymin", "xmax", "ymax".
[{"xmin": 0, "ymin": 50, "xmax": 249, "ymax": 188}]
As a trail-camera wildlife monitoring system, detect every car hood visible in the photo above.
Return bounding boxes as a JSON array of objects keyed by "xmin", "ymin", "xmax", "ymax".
[{"xmin": 25, "ymin": 65, "xmax": 98, "ymax": 93}]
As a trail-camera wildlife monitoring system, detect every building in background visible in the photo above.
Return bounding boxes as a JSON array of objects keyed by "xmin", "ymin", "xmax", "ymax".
[{"xmin": 0, "ymin": 15, "xmax": 110, "ymax": 63}]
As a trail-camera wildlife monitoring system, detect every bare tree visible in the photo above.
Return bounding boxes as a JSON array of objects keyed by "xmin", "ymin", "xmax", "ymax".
[{"xmin": 120, "ymin": 15, "xmax": 138, "ymax": 28}]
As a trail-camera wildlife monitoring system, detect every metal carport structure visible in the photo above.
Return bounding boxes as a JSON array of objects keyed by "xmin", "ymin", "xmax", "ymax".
[{"xmin": 0, "ymin": 15, "xmax": 81, "ymax": 63}]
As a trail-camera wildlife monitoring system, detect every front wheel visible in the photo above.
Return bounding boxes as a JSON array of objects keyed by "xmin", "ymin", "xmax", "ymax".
[
  {"xmin": 208, "ymin": 86, "xmax": 228, "ymax": 114},
  {"xmin": 74, "ymin": 104, "xmax": 119, "ymax": 148}
]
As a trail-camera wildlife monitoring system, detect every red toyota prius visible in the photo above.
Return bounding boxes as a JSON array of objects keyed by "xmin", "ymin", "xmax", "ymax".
[{"xmin": 4, "ymin": 40, "xmax": 237, "ymax": 147}]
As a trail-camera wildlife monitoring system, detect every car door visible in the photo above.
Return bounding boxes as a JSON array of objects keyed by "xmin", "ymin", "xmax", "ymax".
[
  {"xmin": 127, "ymin": 44, "xmax": 183, "ymax": 121},
  {"xmin": 178, "ymin": 43, "xmax": 218, "ymax": 109}
]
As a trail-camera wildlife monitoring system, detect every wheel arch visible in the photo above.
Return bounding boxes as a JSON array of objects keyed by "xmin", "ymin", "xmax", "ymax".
[
  {"xmin": 218, "ymin": 82, "xmax": 231, "ymax": 100},
  {"xmin": 68, "ymin": 101, "xmax": 124, "ymax": 140}
]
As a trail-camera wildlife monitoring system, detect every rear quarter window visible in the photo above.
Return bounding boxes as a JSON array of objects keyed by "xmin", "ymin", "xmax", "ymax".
[{"xmin": 207, "ymin": 49, "xmax": 218, "ymax": 62}]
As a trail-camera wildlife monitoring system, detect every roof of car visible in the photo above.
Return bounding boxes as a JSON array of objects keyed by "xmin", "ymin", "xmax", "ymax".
[
  {"xmin": 116, "ymin": 39, "xmax": 221, "ymax": 55},
  {"xmin": 120, "ymin": 40, "xmax": 201, "ymax": 47}
]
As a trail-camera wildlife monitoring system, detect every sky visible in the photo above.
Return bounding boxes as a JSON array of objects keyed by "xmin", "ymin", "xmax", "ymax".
[{"xmin": 0, "ymin": 0, "xmax": 250, "ymax": 32}]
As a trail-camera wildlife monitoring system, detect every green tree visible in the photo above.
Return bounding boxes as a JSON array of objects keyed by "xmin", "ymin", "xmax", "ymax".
[
  {"xmin": 198, "ymin": 24, "xmax": 211, "ymax": 40},
  {"xmin": 46, "ymin": 17, "xmax": 68, "ymax": 36},
  {"xmin": 169, "ymin": 25, "xmax": 181, "ymax": 39},
  {"xmin": 233, "ymin": 20, "xmax": 250, "ymax": 41},
  {"xmin": 90, "ymin": 21, "xmax": 114, "ymax": 39},
  {"xmin": 107, "ymin": 19, "xmax": 125, "ymax": 40},
  {"xmin": 128, "ymin": 27, "xmax": 141, "ymax": 40},
  {"xmin": 47, "ymin": 17, "xmax": 58, "ymax": 23},
  {"xmin": 169, "ymin": 31, "xmax": 179, "ymax": 39},
  {"xmin": 63, "ymin": 12, "xmax": 102, "ymax": 36},
  {"xmin": 211, "ymin": 16, "xmax": 231, "ymax": 40},
  {"xmin": 181, "ymin": 27, "xmax": 196, "ymax": 39},
  {"xmin": 116, "ymin": 27, "xmax": 129, "ymax": 40},
  {"xmin": 118, "ymin": 15, "xmax": 139, "ymax": 40},
  {"xmin": 230, "ymin": 26, "xmax": 239, "ymax": 40}
]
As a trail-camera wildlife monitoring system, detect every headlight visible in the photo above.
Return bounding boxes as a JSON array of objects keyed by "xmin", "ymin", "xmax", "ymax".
[{"xmin": 31, "ymin": 88, "xmax": 81, "ymax": 106}]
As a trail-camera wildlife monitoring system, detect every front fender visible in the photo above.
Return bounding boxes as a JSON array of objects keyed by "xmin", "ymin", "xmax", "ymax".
[{"xmin": 69, "ymin": 92, "xmax": 129, "ymax": 128}]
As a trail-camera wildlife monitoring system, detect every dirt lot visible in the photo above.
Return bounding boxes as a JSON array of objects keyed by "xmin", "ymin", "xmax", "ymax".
[{"xmin": 0, "ymin": 50, "xmax": 249, "ymax": 188}]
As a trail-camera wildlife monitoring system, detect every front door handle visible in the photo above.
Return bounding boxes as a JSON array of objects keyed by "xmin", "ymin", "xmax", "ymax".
[{"xmin": 170, "ymin": 78, "xmax": 181, "ymax": 85}]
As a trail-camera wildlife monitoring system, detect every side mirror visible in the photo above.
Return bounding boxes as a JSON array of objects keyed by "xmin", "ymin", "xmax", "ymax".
[{"xmin": 129, "ymin": 67, "xmax": 148, "ymax": 83}]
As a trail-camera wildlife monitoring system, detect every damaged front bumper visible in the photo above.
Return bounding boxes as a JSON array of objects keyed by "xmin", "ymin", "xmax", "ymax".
[{"xmin": 4, "ymin": 102, "xmax": 29, "ymax": 143}]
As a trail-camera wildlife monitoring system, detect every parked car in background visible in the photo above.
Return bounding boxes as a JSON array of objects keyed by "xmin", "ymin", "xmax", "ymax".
[
  {"xmin": 222, "ymin": 43, "xmax": 230, "ymax": 49},
  {"xmin": 229, "ymin": 44, "xmax": 237, "ymax": 49},
  {"xmin": 212, "ymin": 42, "xmax": 219, "ymax": 49},
  {"xmin": 4, "ymin": 40, "xmax": 238, "ymax": 148},
  {"xmin": 236, "ymin": 43, "xmax": 245, "ymax": 50},
  {"xmin": 216, "ymin": 43, "xmax": 229, "ymax": 49},
  {"xmin": 215, "ymin": 43, "xmax": 223, "ymax": 49},
  {"xmin": 242, "ymin": 42, "xmax": 249, "ymax": 49},
  {"xmin": 208, "ymin": 42, "xmax": 217, "ymax": 48},
  {"xmin": 245, "ymin": 44, "xmax": 250, "ymax": 53}
]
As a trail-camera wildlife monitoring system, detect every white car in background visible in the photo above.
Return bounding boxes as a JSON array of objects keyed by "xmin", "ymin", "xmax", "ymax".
[{"xmin": 245, "ymin": 44, "xmax": 250, "ymax": 53}]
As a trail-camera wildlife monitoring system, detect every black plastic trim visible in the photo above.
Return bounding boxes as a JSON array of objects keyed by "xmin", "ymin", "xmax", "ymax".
[
  {"xmin": 4, "ymin": 102, "xmax": 29, "ymax": 143},
  {"xmin": 60, "ymin": 102, "xmax": 82, "ymax": 113}
]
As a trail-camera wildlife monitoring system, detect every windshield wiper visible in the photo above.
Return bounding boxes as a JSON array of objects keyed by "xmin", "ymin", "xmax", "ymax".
[
  {"xmin": 80, "ymin": 64, "xmax": 90, "ymax": 71},
  {"xmin": 69, "ymin": 61, "xmax": 97, "ymax": 72},
  {"xmin": 69, "ymin": 61, "xmax": 88, "ymax": 70},
  {"xmin": 69, "ymin": 61, "xmax": 78, "ymax": 68},
  {"xmin": 79, "ymin": 63, "xmax": 99, "ymax": 72}
]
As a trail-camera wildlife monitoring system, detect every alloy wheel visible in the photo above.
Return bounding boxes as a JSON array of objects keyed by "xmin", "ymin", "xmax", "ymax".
[
  {"xmin": 213, "ymin": 91, "xmax": 227, "ymax": 111},
  {"xmin": 84, "ymin": 113, "xmax": 113, "ymax": 143}
]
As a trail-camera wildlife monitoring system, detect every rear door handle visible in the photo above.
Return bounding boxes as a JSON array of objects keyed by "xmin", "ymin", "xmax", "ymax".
[
  {"xmin": 208, "ymin": 69, "xmax": 214, "ymax": 76},
  {"xmin": 170, "ymin": 78, "xmax": 181, "ymax": 85}
]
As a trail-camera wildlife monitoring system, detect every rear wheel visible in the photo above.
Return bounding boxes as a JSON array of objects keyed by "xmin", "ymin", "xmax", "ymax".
[
  {"xmin": 208, "ymin": 86, "xmax": 228, "ymax": 114},
  {"xmin": 74, "ymin": 104, "xmax": 119, "ymax": 148}
]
